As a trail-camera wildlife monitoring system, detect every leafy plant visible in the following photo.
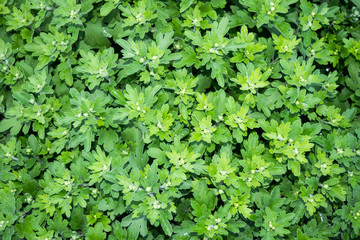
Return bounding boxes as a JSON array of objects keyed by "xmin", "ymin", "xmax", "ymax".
[{"xmin": 0, "ymin": 0, "xmax": 360, "ymax": 239}]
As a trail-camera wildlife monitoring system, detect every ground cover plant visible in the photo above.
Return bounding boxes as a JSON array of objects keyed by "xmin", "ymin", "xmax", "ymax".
[{"xmin": 0, "ymin": 0, "xmax": 360, "ymax": 239}]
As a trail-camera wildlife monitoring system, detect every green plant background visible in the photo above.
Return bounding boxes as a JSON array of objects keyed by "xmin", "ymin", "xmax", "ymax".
[{"xmin": 0, "ymin": 0, "xmax": 360, "ymax": 239}]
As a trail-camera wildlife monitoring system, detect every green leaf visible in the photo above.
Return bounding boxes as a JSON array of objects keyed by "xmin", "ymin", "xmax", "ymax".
[
  {"xmin": 69, "ymin": 207, "xmax": 87, "ymax": 230},
  {"xmin": 28, "ymin": 134, "xmax": 41, "ymax": 154},
  {"xmin": 100, "ymin": 2, "xmax": 117, "ymax": 16},
  {"xmin": 159, "ymin": 211, "xmax": 173, "ymax": 236},
  {"xmin": 84, "ymin": 20, "xmax": 111, "ymax": 48},
  {"xmin": 58, "ymin": 60, "xmax": 74, "ymax": 86},
  {"xmin": 113, "ymin": 221, "xmax": 128, "ymax": 239},
  {"xmin": 86, "ymin": 223, "xmax": 107, "ymax": 240},
  {"xmin": 211, "ymin": 0, "xmax": 226, "ymax": 8},
  {"xmin": 210, "ymin": 58, "xmax": 227, "ymax": 87},
  {"xmin": 98, "ymin": 129, "xmax": 118, "ymax": 152},
  {"xmin": 0, "ymin": 119, "xmax": 14, "ymax": 132},
  {"xmin": 289, "ymin": 161, "xmax": 301, "ymax": 176},
  {"xmin": 180, "ymin": 0, "xmax": 193, "ymax": 12}
]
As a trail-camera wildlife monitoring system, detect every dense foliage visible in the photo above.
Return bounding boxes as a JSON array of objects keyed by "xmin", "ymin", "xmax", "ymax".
[{"xmin": 1, "ymin": 0, "xmax": 360, "ymax": 239}]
